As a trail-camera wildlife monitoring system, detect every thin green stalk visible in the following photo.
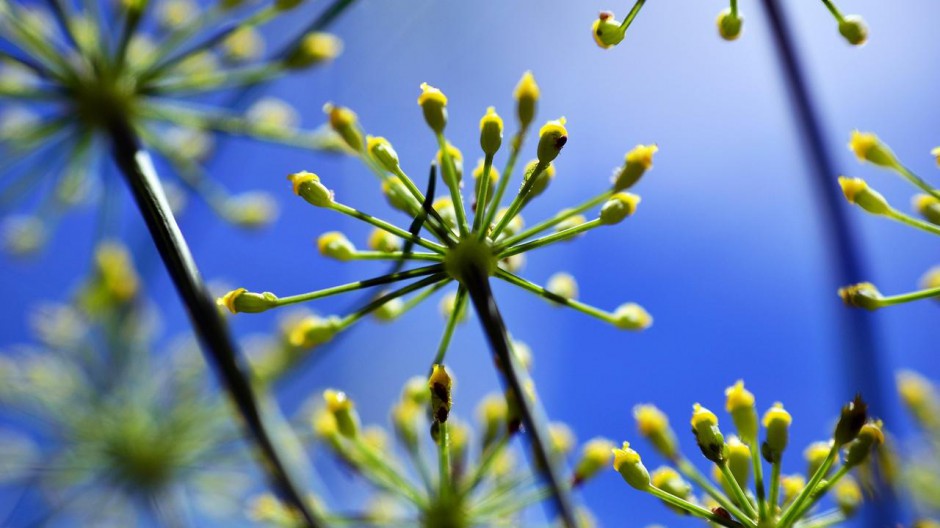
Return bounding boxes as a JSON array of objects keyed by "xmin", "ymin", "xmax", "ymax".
[
  {"xmin": 778, "ymin": 447, "xmax": 838, "ymax": 528},
  {"xmin": 397, "ymin": 279, "xmax": 453, "ymax": 317},
  {"xmin": 460, "ymin": 434, "xmax": 510, "ymax": 495},
  {"xmin": 886, "ymin": 208, "xmax": 940, "ymax": 237},
  {"xmin": 786, "ymin": 465, "xmax": 851, "ymax": 524},
  {"xmin": 437, "ymin": 421, "xmax": 451, "ymax": 498},
  {"xmin": 348, "ymin": 251, "xmax": 443, "ymax": 262},
  {"xmin": 675, "ymin": 457, "xmax": 755, "ymax": 527},
  {"xmin": 384, "ymin": 164, "xmax": 456, "ymax": 245},
  {"xmin": 894, "ymin": 165, "xmax": 940, "ymax": 200},
  {"xmin": 648, "ymin": 485, "xmax": 742, "ymax": 528},
  {"xmin": 114, "ymin": 0, "xmax": 150, "ymax": 72},
  {"xmin": 349, "ymin": 437, "xmax": 428, "ymax": 507},
  {"xmin": 751, "ymin": 441, "xmax": 767, "ymax": 520},
  {"xmin": 730, "ymin": 0, "xmax": 739, "ymax": 17},
  {"xmin": 330, "ymin": 202, "xmax": 447, "ymax": 253},
  {"xmin": 796, "ymin": 509, "xmax": 845, "ymax": 528},
  {"xmin": 719, "ymin": 461, "xmax": 758, "ymax": 518},
  {"xmin": 620, "ymin": 0, "xmax": 647, "ymax": 32},
  {"xmin": 497, "ymin": 191, "xmax": 611, "ymax": 248},
  {"xmin": 768, "ymin": 458, "xmax": 782, "ymax": 514},
  {"xmin": 335, "ymin": 273, "xmax": 449, "ymax": 330},
  {"xmin": 497, "ymin": 218, "xmax": 602, "ymax": 258},
  {"xmin": 435, "ymin": 133, "xmax": 470, "ymax": 236},
  {"xmin": 495, "ymin": 269, "xmax": 613, "ymax": 324},
  {"xmin": 489, "ymin": 161, "xmax": 548, "ymax": 240},
  {"xmin": 272, "ymin": 265, "xmax": 444, "ymax": 308},
  {"xmin": 147, "ymin": 63, "xmax": 284, "ymax": 95},
  {"xmin": 472, "ymin": 154, "xmax": 495, "ymax": 234},
  {"xmin": 819, "ymin": 0, "xmax": 844, "ymax": 22},
  {"xmin": 874, "ymin": 285, "xmax": 940, "ymax": 307},
  {"xmin": 480, "ymin": 128, "xmax": 527, "ymax": 239},
  {"xmin": 405, "ymin": 440, "xmax": 435, "ymax": 495},
  {"xmin": 431, "ymin": 286, "xmax": 466, "ymax": 367}
]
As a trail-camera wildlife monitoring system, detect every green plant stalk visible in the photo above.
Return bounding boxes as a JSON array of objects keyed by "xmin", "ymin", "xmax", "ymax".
[
  {"xmin": 472, "ymin": 154, "xmax": 495, "ymax": 234},
  {"xmin": 647, "ymin": 485, "xmax": 741, "ymax": 528},
  {"xmin": 480, "ymin": 128, "xmax": 527, "ymax": 240},
  {"xmin": 432, "ymin": 286, "xmax": 466, "ymax": 367},
  {"xmin": 894, "ymin": 165, "xmax": 940, "ymax": 201},
  {"xmin": 489, "ymin": 161, "xmax": 548, "ymax": 240},
  {"xmin": 874, "ymin": 285, "xmax": 940, "ymax": 307},
  {"xmin": 719, "ymin": 460, "xmax": 758, "ymax": 518},
  {"xmin": 675, "ymin": 456, "xmax": 756, "ymax": 527},
  {"xmin": 497, "ymin": 191, "xmax": 611, "ymax": 248},
  {"xmin": 751, "ymin": 441, "xmax": 768, "ymax": 520},
  {"xmin": 777, "ymin": 446, "xmax": 838, "ymax": 528}
]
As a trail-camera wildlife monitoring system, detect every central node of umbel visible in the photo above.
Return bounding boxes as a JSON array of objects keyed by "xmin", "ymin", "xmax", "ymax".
[{"xmin": 443, "ymin": 238, "xmax": 497, "ymax": 284}]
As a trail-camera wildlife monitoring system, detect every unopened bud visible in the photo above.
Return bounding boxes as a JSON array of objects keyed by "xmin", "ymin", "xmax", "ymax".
[
  {"xmin": 317, "ymin": 231, "xmax": 355, "ymax": 261},
  {"xmin": 514, "ymin": 71, "xmax": 540, "ymax": 129},
  {"xmin": 612, "ymin": 303, "xmax": 652, "ymax": 330},
  {"xmin": 218, "ymin": 288, "xmax": 278, "ymax": 314},
  {"xmin": 716, "ymin": 9, "xmax": 743, "ymax": 41},
  {"xmin": 288, "ymin": 171, "xmax": 333, "ymax": 207},
  {"xmin": 599, "ymin": 193, "xmax": 640, "ymax": 225},
  {"xmin": 613, "ymin": 441, "xmax": 650, "ymax": 490},
  {"xmin": 838, "ymin": 177, "xmax": 890, "ymax": 216},
  {"xmin": 592, "ymin": 11, "xmax": 625, "ymax": 49},
  {"xmin": 839, "ymin": 15, "xmax": 868, "ymax": 46},
  {"xmin": 537, "ymin": 118, "xmax": 567, "ymax": 164},
  {"xmin": 418, "ymin": 82, "xmax": 448, "ymax": 134},
  {"xmin": 838, "ymin": 282, "xmax": 882, "ymax": 310}
]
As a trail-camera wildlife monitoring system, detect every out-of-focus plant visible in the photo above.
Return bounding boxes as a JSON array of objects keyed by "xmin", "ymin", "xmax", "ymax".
[
  {"xmin": 590, "ymin": 0, "xmax": 868, "ymax": 48},
  {"xmin": 246, "ymin": 361, "xmax": 608, "ymax": 527},
  {"xmin": 0, "ymin": 0, "xmax": 346, "ymax": 256},
  {"xmin": 0, "ymin": 241, "xmax": 248, "ymax": 524},
  {"xmin": 219, "ymin": 71, "xmax": 658, "ymax": 523},
  {"xmin": 896, "ymin": 371, "xmax": 940, "ymax": 525},
  {"xmin": 611, "ymin": 381, "xmax": 884, "ymax": 528},
  {"xmin": 836, "ymin": 132, "xmax": 940, "ymax": 310}
]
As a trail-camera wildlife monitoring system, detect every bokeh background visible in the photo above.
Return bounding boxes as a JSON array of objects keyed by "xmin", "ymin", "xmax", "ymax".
[{"xmin": 1, "ymin": 0, "xmax": 938, "ymax": 526}]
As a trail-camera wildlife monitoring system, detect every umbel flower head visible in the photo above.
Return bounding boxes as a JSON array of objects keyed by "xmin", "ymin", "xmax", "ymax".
[
  {"xmin": 220, "ymin": 71, "xmax": 655, "ymax": 370},
  {"xmin": 246, "ymin": 362, "xmax": 608, "ymax": 527},
  {"xmin": 0, "ymin": 0, "xmax": 346, "ymax": 255},
  {"xmin": 591, "ymin": 0, "xmax": 868, "ymax": 48},
  {"xmin": 0, "ymin": 241, "xmax": 246, "ymax": 524},
  {"xmin": 614, "ymin": 381, "xmax": 884, "ymax": 528},
  {"xmin": 837, "ymin": 132, "xmax": 940, "ymax": 310}
]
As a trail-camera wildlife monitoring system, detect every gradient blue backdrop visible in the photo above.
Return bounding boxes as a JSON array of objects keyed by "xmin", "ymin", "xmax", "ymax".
[{"xmin": 1, "ymin": 0, "xmax": 938, "ymax": 526}]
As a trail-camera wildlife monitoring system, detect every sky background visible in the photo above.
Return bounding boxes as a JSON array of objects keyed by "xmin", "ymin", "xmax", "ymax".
[{"xmin": 1, "ymin": 0, "xmax": 939, "ymax": 526}]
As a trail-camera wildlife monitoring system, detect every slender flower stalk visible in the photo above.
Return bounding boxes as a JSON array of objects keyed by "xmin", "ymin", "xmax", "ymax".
[{"xmin": 614, "ymin": 382, "xmax": 884, "ymax": 528}]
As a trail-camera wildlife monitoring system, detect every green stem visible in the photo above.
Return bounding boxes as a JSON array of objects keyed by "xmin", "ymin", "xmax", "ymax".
[
  {"xmin": 480, "ymin": 128, "xmax": 527, "ymax": 239},
  {"xmin": 620, "ymin": 0, "xmax": 647, "ymax": 32},
  {"xmin": 751, "ymin": 440, "xmax": 767, "ymax": 520},
  {"xmin": 497, "ymin": 191, "xmax": 611, "ymax": 248},
  {"xmin": 472, "ymin": 154, "xmax": 495, "ymax": 235},
  {"xmin": 719, "ymin": 460, "xmax": 758, "ymax": 518},
  {"xmin": 405, "ymin": 439, "xmax": 435, "ymax": 495},
  {"xmin": 437, "ymin": 421, "xmax": 451, "ymax": 497},
  {"xmin": 349, "ymin": 251, "xmax": 443, "ymax": 262},
  {"xmin": 147, "ymin": 63, "xmax": 284, "ymax": 95},
  {"xmin": 460, "ymin": 434, "xmax": 510, "ymax": 495},
  {"xmin": 895, "ymin": 165, "xmax": 940, "ymax": 200},
  {"xmin": 387, "ymin": 165, "xmax": 457, "ymax": 245},
  {"xmin": 497, "ymin": 218, "xmax": 602, "ymax": 258},
  {"xmin": 435, "ymin": 133, "xmax": 470, "ymax": 236},
  {"xmin": 648, "ymin": 485, "xmax": 742, "ymax": 528},
  {"xmin": 768, "ymin": 458, "xmax": 782, "ymax": 515},
  {"xmin": 777, "ymin": 447, "xmax": 838, "ymax": 528},
  {"xmin": 272, "ymin": 265, "xmax": 444, "ymax": 308},
  {"xmin": 489, "ymin": 161, "xmax": 548, "ymax": 240},
  {"xmin": 494, "ymin": 269, "xmax": 613, "ymax": 324},
  {"xmin": 675, "ymin": 457, "xmax": 756, "ymax": 528},
  {"xmin": 336, "ymin": 273, "xmax": 449, "ymax": 330},
  {"xmin": 351, "ymin": 437, "xmax": 427, "ymax": 507},
  {"xmin": 730, "ymin": 0, "xmax": 739, "ymax": 17},
  {"xmin": 796, "ymin": 509, "xmax": 845, "ymax": 528},
  {"xmin": 786, "ymin": 465, "xmax": 851, "ymax": 525},
  {"xmin": 886, "ymin": 208, "xmax": 940, "ymax": 237},
  {"xmin": 874, "ymin": 284, "xmax": 940, "ymax": 307},
  {"xmin": 819, "ymin": 0, "xmax": 845, "ymax": 22},
  {"xmin": 330, "ymin": 202, "xmax": 447, "ymax": 253},
  {"xmin": 431, "ymin": 286, "xmax": 466, "ymax": 367}
]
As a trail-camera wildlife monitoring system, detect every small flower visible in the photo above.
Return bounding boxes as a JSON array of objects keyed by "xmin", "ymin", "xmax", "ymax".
[
  {"xmin": 513, "ymin": 71, "xmax": 540, "ymax": 129},
  {"xmin": 762, "ymin": 401, "xmax": 792, "ymax": 462},
  {"xmin": 592, "ymin": 11, "xmax": 626, "ymax": 49},
  {"xmin": 725, "ymin": 380, "xmax": 758, "ymax": 445},
  {"xmin": 613, "ymin": 441, "xmax": 651, "ymax": 490},
  {"xmin": 479, "ymin": 106, "xmax": 503, "ymax": 156},
  {"xmin": 838, "ymin": 15, "xmax": 868, "ymax": 46},
  {"xmin": 716, "ymin": 8, "xmax": 743, "ymax": 41},
  {"xmin": 614, "ymin": 144, "xmax": 658, "ymax": 191},
  {"xmin": 418, "ymin": 82, "xmax": 448, "ymax": 134},
  {"xmin": 838, "ymin": 176, "xmax": 891, "ymax": 216},
  {"xmin": 848, "ymin": 131, "xmax": 899, "ymax": 168}
]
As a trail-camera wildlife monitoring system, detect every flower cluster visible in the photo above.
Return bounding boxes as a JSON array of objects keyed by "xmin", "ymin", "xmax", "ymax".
[
  {"xmin": 612, "ymin": 381, "xmax": 884, "ymax": 527},
  {"xmin": 591, "ymin": 0, "xmax": 867, "ymax": 48},
  {"xmin": 246, "ymin": 361, "xmax": 608, "ymax": 527},
  {"xmin": 0, "ymin": 241, "xmax": 245, "ymax": 524},
  {"xmin": 896, "ymin": 371, "xmax": 940, "ymax": 523},
  {"xmin": 0, "ymin": 0, "xmax": 345, "ymax": 255},
  {"xmin": 220, "ymin": 71, "xmax": 655, "ymax": 373},
  {"xmin": 837, "ymin": 132, "xmax": 940, "ymax": 310}
]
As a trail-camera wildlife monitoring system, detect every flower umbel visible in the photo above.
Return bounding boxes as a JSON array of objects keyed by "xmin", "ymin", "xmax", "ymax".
[{"xmin": 615, "ymin": 384, "xmax": 884, "ymax": 528}]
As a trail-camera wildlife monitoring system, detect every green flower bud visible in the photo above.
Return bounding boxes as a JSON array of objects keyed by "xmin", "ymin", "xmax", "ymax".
[
  {"xmin": 761, "ymin": 402, "xmax": 791, "ymax": 463},
  {"xmin": 439, "ymin": 290, "xmax": 468, "ymax": 324},
  {"xmin": 725, "ymin": 380, "xmax": 758, "ymax": 446},
  {"xmin": 599, "ymin": 192, "xmax": 640, "ymax": 225},
  {"xmin": 521, "ymin": 160, "xmax": 555, "ymax": 205},
  {"xmin": 373, "ymin": 296, "xmax": 402, "ymax": 322},
  {"xmin": 433, "ymin": 197, "xmax": 458, "ymax": 230},
  {"xmin": 804, "ymin": 441, "xmax": 833, "ymax": 478},
  {"xmin": 913, "ymin": 194, "xmax": 940, "ymax": 226},
  {"xmin": 839, "ymin": 15, "xmax": 868, "ymax": 46},
  {"xmin": 716, "ymin": 9, "xmax": 743, "ymax": 41},
  {"xmin": 472, "ymin": 160, "xmax": 500, "ymax": 210},
  {"xmin": 218, "ymin": 288, "xmax": 278, "ymax": 314},
  {"xmin": 613, "ymin": 441, "xmax": 650, "ymax": 490},
  {"xmin": 537, "ymin": 118, "xmax": 567, "ymax": 164},
  {"xmin": 514, "ymin": 71, "xmax": 539, "ymax": 129},
  {"xmin": 225, "ymin": 192, "xmax": 278, "ymax": 228},
  {"xmin": 428, "ymin": 364, "xmax": 453, "ymax": 423},
  {"xmin": 573, "ymin": 438, "xmax": 615, "ymax": 486},
  {"xmin": 592, "ymin": 11, "xmax": 625, "ymax": 49},
  {"xmin": 323, "ymin": 389, "xmax": 360, "ymax": 438},
  {"xmin": 834, "ymin": 395, "xmax": 868, "ymax": 447},
  {"xmin": 548, "ymin": 422, "xmax": 576, "ymax": 457},
  {"xmin": 849, "ymin": 131, "xmax": 899, "ymax": 169},
  {"xmin": 835, "ymin": 476, "xmax": 863, "ymax": 516},
  {"xmin": 436, "ymin": 143, "xmax": 464, "ymax": 185},
  {"xmin": 368, "ymin": 228, "xmax": 401, "ymax": 253},
  {"xmin": 288, "ymin": 171, "xmax": 333, "ymax": 207},
  {"xmin": 317, "ymin": 231, "xmax": 355, "ymax": 261},
  {"xmin": 725, "ymin": 436, "xmax": 751, "ymax": 488},
  {"xmin": 479, "ymin": 106, "xmax": 503, "ymax": 156},
  {"xmin": 838, "ymin": 177, "xmax": 890, "ymax": 216},
  {"xmin": 285, "ymin": 32, "xmax": 342, "ymax": 69},
  {"xmin": 613, "ymin": 144, "xmax": 658, "ymax": 191},
  {"xmin": 284, "ymin": 314, "xmax": 341, "ymax": 349},
  {"xmin": 418, "ymin": 82, "xmax": 447, "ymax": 134},
  {"xmin": 651, "ymin": 467, "xmax": 692, "ymax": 513},
  {"xmin": 323, "ymin": 103, "xmax": 364, "ymax": 152},
  {"xmin": 367, "ymin": 136, "xmax": 400, "ymax": 173},
  {"xmin": 402, "ymin": 376, "xmax": 431, "ymax": 405},
  {"xmin": 838, "ymin": 282, "xmax": 883, "ymax": 311},
  {"xmin": 844, "ymin": 420, "xmax": 883, "ymax": 467},
  {"xmin": 612, "ymin": 303, "xmax": 653, "ymax": 331},
  {"xmin": 691, "ymin": 404, "xmax": 725, "ymax": 464},
  {"xmin": 382, "ymin": 176, "xmax": 416, "ymax": 213},
  {"xmin": 634, "ymin": 404, "xmax": 678, "ymax": 459}
]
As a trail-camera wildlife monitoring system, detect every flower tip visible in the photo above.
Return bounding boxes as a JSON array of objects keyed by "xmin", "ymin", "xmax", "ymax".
[{"xmin": 838, "ymin": 282, "xmax": 883, "ymax": 310}]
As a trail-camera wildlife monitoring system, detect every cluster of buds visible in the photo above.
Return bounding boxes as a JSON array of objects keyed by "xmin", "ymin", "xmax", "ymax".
[
  {"xmin": 613, "ymin": 381, "xmax": 884, "ymax": 527},
  {"xmin": 0, "ymin": 0, "xmax": 347, "ymax": 255},
  {"xmin": 837, "ymin": 132, "xmax": 940, "ymax": 310},
  {"xmin": 220, "ymin": 70, "xmax": 655, "ymax": 375},
  {"xmin": 896, "ymin": 371, "xmax": 940, "ymax": 522},
  {"xmin": 591, "ymin": 0, "xmax": 867, "ymax": 48},
  {"xmin": 271, "ymin": 362, "xmax": 607, "ymax": 527}
]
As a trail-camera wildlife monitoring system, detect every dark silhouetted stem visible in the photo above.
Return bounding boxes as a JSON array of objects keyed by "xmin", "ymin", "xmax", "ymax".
[
  {"xmin": 462, "ymin": 268, "xmax": 578, "ymax": 528},
  {"xmin": 106, "ymin": 117, "xmax": 320, "ymax": 528},
  {"xmin": 760, "ymin": 2, "xmax": 897, "ymax": 525}
]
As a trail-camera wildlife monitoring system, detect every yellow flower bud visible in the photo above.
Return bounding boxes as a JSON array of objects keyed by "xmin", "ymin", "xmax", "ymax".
[
  {"xmin": 514, "ymin": 71, "xmax": 540, "ymax": 129},
  {"xmin": 651, "ymin": 467, "xmax": 692, "ymax": 505},
  {"xmin": 592, "ymin": 11, "xmax": 625, "ymax": 49},
  {"xmin": 725, "ymin": 380, "xmax": 758, "ymax": 445},
  {"xmin": 436, "ymin": 142, "xmax": 464, "ymax": 185},
  {"xmin": 844, "ymin": 420, "xmax": 883, "ymax": 467},
  {"xmin": 549, "ymin": 422, "xmax": 576, "ymax": 456},
  {"xmin": 838, "ymin": 176, "xmax": 890, "ymax": 216},
  {"xmin": 323, "ymin": 103, "xmax": 364, "ymax": 152},
  {"xmin": 428, "ymin": 364, "xmax": 453, "ymax": 423},
  {"xmin": 323, "ymin": 389, "xmax": 359, "ymax": 438},
  {"xmin": 725, "ymin": 436, "xmax": 751, "ymax": 489},
  {"xmin": 613, "ymin": 441, "xmax": 650, "ymax": 490},
  {"xmin": 633, "ymin": 404, "xmax": 677, "ymax": 459},
  {"xmin": 363, "ymin": 425, "xmax": 390, "ymax": 452},
  {"xmin": 285, "ymin": 32, "xmax": 342, "ymax": 69},
  {"xmin": 573, "ymin": 438, "xmax": 615, "ymax": 485},
  {"xmin": 368, "ymin": 228, "xmax": 401, "ymax": 253},
  {"xmin": 222, "ymin": 26, "xmax": 264, "ymax": 62},
  {"xmin": 480, "ymin": 106, "xmax": 503, "ymax": 156},
  {"xmin": 848, "ymin": 131, "xmax": 899, "ymax": 168},
  {"xmin": 373, "ymin": 297, "xmax": 403, "ymax": 322},
  {"xmin": 512, "ymin": 339, "xmax": 533, "ymax": 371},
  {"xmin": 838, "ymin": 282, "xmax": 883, "ymax": 310},
  {"xmin": 613, "ymin": 144, "xmax": 658, "ymax": 191},
  {"xmin": 218, "ymin": 288, "xmax": 278, "ymax": 314},
  {"xmin": 285, "ymin": 314, "xmax": 340, "ymax": 349},
  {"xmin": 921, "ymin": 266, "xmax": 940, "ymax": 292},
  {"xmin": 762, "ymin": 402, "xmax": 792, "ymax": 462},
  {"xmin": 493, "ymin": 207, "xmax": 525, "ymax": 238},
  {"xmin": 94, "ymin": 241, "xmax": 140, "ymax": 302},
  {"xmin": 312, "ymin": 408, "xmax": 339, "ymax": 441},
  {"xmin": 225, "ymin": 192, "xmax": 278, "ymax": 228},
  {"xmin": 521, "ymin": 160, "xmax": 555, "ymax": 204},
  {"xmin": 838, "ymin": 15, "xmax": 868, "ymax": 46},
  {"xmin": 288, "ymin": 171, "xmax": 333, "ymax": 207},
  {"xmin": 418, "ymin": 82, "xmax": 448, "ymax": 133},
  {"xmin": 716, "ymin": 8, "xmax": 743, "ymax": 41},
  {"xmin": 691, "ymin": 403, "xmax": 725, "ymax": 463},
  {"xmin": 382, "ymin": 176, "xmax": 416, "ymax": 213},
  {"xmin": 1, "ymin": 215, "xmax": 46, "ymax": 256},
  {"xmin": 367, "ymin": 136, "xmax": 400, "ymax": 173},
  {"xmin": 599, "ymin": 193, "xmax": 640, "ymax": 225},
  {"xmin": 547, "ymin": 272, "xmax": 578, "ymax": 303},
  {"xmin": 158, "ymin": 0, "xmax": 198, "ymax": 31},
  {"xmin": 612, "ymin": 303, "xmax": 652, "ymax": 331},
  {"xmin": 274, "ymin": 0, "xmax": 304, "ymax": 10},
  {"xmin": 835, "ymin": 476, "xmax": 863, "ymax": 515},
  {"xmin": 537, "ymin": 117, "xmax": 568, "ymax": 164},
  {"xmin": 780, "ymin": 474, "xmax": 806, "ymax": 505},
  {"xmin": 897, "ymin": 370, "xmax": 938, "ymax": 427},
  {"xmin": 913, "ymin": 194, "xmax": 940, "ymax": 226},
  {"xmin": 804, "ymin": 441, "xmax": 833, "ymax": 478},
  {"xmin": 556, "ymin": 214, "xmax": 587, "ymax": 232},
  {"xmin": 402, "ymin": 375, "xmax": 431, "ymax": 405},
  {"xmin": 317, "ymin": 231, "xmax": 355, "ymax": 261}
]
